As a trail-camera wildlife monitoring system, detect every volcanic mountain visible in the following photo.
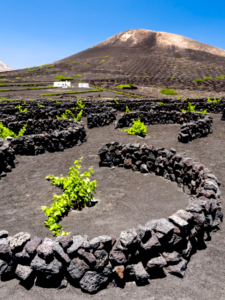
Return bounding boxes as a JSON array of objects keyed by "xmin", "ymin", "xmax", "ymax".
[
  {"xmin": 0, "ymin": 60, "xmax": 13, "ymax": 72},
  {"xmin": 56, "ymin": 29, "xmax": 225, "ymax": 63},
  {"xmin": 4, "ymin": 29, "xmax": 225, "ymax": 97}
]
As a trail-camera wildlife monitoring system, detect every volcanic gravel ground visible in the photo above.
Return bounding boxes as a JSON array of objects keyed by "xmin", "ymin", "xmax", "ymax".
[{"xmin": 0, "ymin": 114, "xmax": 225, "ymax": 299}]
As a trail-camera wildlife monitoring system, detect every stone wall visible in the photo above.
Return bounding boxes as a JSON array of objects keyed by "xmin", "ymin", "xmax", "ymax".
[
  {"xmin": 0, "ymin": 139, "xmax": 17, "ymax": 178},
  {"xmin": 0, "ymin": 120, "xmax": 86, "ymax": 178},
  {"xmin": 114, "ymin": 111, "xmax": 205, "ymax": 129},
  {"xmin": 1, "ymin": 99, "xmax": 225, "ymax": 120},
  {"xmin": 178, "ymin": 116, "xmax": 213, "ymax": 143},
  {"xmin": 87, "ymin": 111, "xmax": 117, "ymax": 128},
  {"xmin": 0, "ymin": 142, "xmax": 222, "ymax": 293}
]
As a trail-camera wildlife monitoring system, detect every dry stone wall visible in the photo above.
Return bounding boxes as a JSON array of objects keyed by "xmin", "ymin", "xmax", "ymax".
[
  {"xmin": 0, "ymin": 120, "xmax": 86, "ymax": 178},
  {"xmin": 114, "ymin": 111, "xmax": 205, "ymax": 128},
  {"xmin": 87, "ymin": 111, "xmax": 117, "ymax": 128},
  {"xmin": 178, "ymin": 116, "xmax": 213, "ymax": 143},
  {"xmin": 0, "ymin": 142, "xmax": 223, "ymax": 294}
]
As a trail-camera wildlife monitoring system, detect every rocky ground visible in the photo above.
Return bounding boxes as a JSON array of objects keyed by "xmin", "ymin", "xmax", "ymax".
[{"xmin": 0, "ymin": 114, "xmax": 225, "ymax": 299}]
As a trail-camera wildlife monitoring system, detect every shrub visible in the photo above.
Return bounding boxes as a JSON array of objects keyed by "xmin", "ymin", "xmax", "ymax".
[
  {"xmin": 160, "ymin": 88, "xmax": 177, "ymax": 95},
  {"xmin": 0, "ymin": 75, "xmax": 5, "ymax": 77},
  {"xmin": 207, "ymin": 97, "xmax": 221, "ymax": 103},
  {"xmin": 38, "ymin": 104, "xmax": 45, "ymax": 107},
  {"xmin": 16, "ymin": 77, "xmax": 21, "ymax": 79},
  {"xmin": 116, "ymin": 84, "xmax": 136, "ymax": 89},
  {"xmin": 106, "ymin": 55, "xmax": 109, "ymax": 58},
  {"xmin": 110, "ymin": 99, "xmax": 119, "ymax": 104},
  {"xmin": 0, "ymin": 122, "xmax": 16, "ymax": 138},
  {"xmin": 215, "ymin": 76, "xmax": 222, "ymax": 79},
  {"xmin": 204, "ymin": 77, "xmax": 212, "ymax": 80},
  {"xmin": 0, "ymin": 122, "xmax": 27, "ymax": 138},
  {"xmin": 75, "ymin": 110, "xmax": 82, "ymax": 121},
  {"xmin": 56, "ymin": 109, "xmax": 83, "ymax": 121},
  {"xmin": 15, "ymin": 105, "xmax": 27, "ymax": 113},
  {"xmin": 194, "ymin": 79, "xmax": 205, "ymax": 83},
  {"xmin": 42, "ymin": 158, "xmax": 97, "ymax": 236},
  {"xmin": 101, "ymin": 60, "xmax": 105, "ymax": 62},
  {"xmin": 126, "ymin": 106, "xmax": 130, "ymax": 113},
  {"xmin": 221, "ymin": 75, "xmax": 225, "ymax": 78},
  {"xmin": 180, "ymin": 102, "xmax": 207, "ymax": 114},
  {"xmin": 76, "ymin": 100, "xmax": 85, "ymax": 109},
  {"xmin": 122, "ymin": 118, "xmax": 147, "ymax": 136},
  {"xmin": 54, "ymin": 75, "xmax": 73, "ymax": 81},
  {"xmin": 85, "ymin": 64, "xmax": 89, "ymax": 66},
  {"xmin": 75, "ymin": 74, "xmax": 82, "ymax": 77}
]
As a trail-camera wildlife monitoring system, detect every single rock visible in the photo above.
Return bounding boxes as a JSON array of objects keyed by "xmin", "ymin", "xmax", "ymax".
[
  {"xmin": 25, "ymin": 236, "xmax": 42, "ymax": 255},
  {"xmin": 79, "ymin": 271, "xmax": 108, "ymax": 293},
  {"xmin": 15, "ymin": 264, "xmax": 33, "ymax": 281},
  {"xmin": 37, "ymin": 243, "xmax": 53, "ymax": 260},
  {"xmin": 173, "ymin": 210, "xmax": 194, "ymax": 223},
  {"xmin": 67, "ymin": 257, "xmax": 86, "ymax": 280},
  {"xmin": 162, "ymin": 251, "xmax": 182, "ymax": 265},
  {"xmin": 169, "ymin": 215, "xmax": 188, "ymax": 229},
  {"xmin": 53, "ymin": 241, "xmax": 71, "ymax": 264},
  {"xmin": 147, "ymin": 256, "xmax": 167, "ymax": 270},
  {"xmin": 78, "ymin": 249, "xmax": 96, "ymax": 266},
  {"xmin": 0, "ymin": 238, "xmax": 10, "ymax": 257},
  {"xmin": 166, "ymin": 258, "xmax": 187, "ymax": 277},
  {"xmin": 133, "ymin": 262, "xmax": 149, "ymax": 283},
  {"xmin": 10, "ymin": 232, "xmax": 31, "ymax": 252},
  {"xmin": 120, "ymin": 228, "xmax": 139, "ymax": 248},
  {"xmin": 0, "ymin": 230, "xmax": 8, "ymax": 239},
  {"xmin": 141, "ymin": 233, "xmax": 161, "ymax": 251},
  {"xmin": 57, "ymin": 235, "xmax": 73, "ymax": 249},
  {"xmin": 113, "ymin": 265, "xmax": 125, "ymax": 279},
  {"xmin": 90, "ymin": 237, "xmax": 100, "ymax": 249},
  {"xmin": 136, "ymin": 224, "xmax": 152, "ymax": 243},
  {"xmin": 0, "ymin": 258, "xmax": 8, "ymax": 276},
  {"xmin": 109, "ymin": 240, "xmax": 127, "ymax": 265},
  {"xmin": 145, "ymin": 220, "xmax": 158, "ymax": 231},
  {"xmin": 67, "ymin": 235, "xmax": 84, "ymax": 255},
  {"xmin": 94, "ymin": 250, "xmax": 108, "ymax": 271},
  {"xmin": 31, "ymin": 255, "xmax": 62, "ymax": 275},
  {"xmin": 14, "ymin": 248, "xmax": 31, "ymax": 265},
  {"xmin": 156, "ymin": 219, "xmax": 174, "ymax": 236},
  {"xmin": 140, "ymin": 164, "xmax": 148, "ymax": 173},
  {"xmin": 101, "ymin": 262, "xmax": 112, "ymax": 277},
  {"xmin": 98, "ymin": 235, "xmax": 112, "ymax": 245}
]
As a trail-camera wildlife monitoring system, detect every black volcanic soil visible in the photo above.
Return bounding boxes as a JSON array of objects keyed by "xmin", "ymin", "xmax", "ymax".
[{"xmin": 0, "ymin": 114, "xmax": 225, "ymax": 299}]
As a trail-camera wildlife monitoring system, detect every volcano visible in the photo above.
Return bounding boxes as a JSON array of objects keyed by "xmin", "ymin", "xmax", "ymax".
[{"xmin": 56, "ymin": 29, "xmax": 225, "ymax": 63}]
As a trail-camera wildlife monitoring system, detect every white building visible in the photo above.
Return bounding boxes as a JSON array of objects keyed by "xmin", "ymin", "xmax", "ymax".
[
  {"xmin": 78, "ymin": 83, "xmax": 89, "ymax": 88},
  {"xmin": 54, "ymin": 81, "xmax": 71, "ymax": 88}
]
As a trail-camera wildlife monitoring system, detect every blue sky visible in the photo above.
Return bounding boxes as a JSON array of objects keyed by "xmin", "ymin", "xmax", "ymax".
[{"xmin": 1, "ymin": 0, "xmax": 225, "ymax": 70}]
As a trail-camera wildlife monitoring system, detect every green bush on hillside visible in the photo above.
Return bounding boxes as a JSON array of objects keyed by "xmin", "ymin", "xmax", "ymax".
[
  {"xmin": 193, "ymin": 79, "xmax": 205, "ymax": 83},
  {"xmin": 160, "ymin": 88, "xmax": 177, "ymax": 95},
  {"xmin": 116, "ymin": 84, "xmax": 136, "ymax": 89},
  {"xmin": 0, "ymin": 122, "xmax": 27, "ymax": 138},
  {"xmin": 204, "ymin": 77, "xmax": 212, "ymax": 80}
]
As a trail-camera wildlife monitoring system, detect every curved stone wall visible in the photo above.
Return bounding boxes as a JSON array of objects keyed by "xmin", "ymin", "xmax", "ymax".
[
  {"xmin": 114, "ymin": 111, "xmax": 206, "ymax": 129},
  {"xmin": 0, "ymin": 120, "xmax": 86, "ymax": 178},
  {"xmin": 0, "ymin": 142, "xmax": 223, "ymax": 294},
  {"xmin": 178, "ymin": 116, "xmax": 213, "ymax": 143}
]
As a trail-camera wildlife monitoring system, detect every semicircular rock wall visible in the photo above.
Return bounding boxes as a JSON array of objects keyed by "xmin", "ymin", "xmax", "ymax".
[{"xmin": 0, "ymin": 142, "xmax": 223, "ymax": 294}]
